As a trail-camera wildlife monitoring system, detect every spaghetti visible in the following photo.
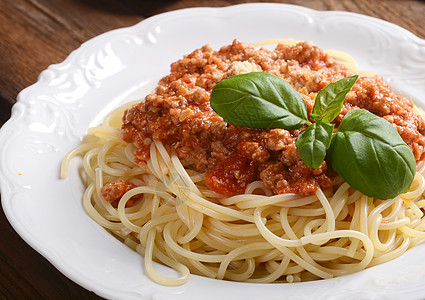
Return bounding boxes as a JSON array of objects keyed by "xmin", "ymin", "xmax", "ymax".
[
  {"xmin": 61, "ymin": 41, "xmax": 425, "ymax": 286},
  {"xmin": 61, "ymin": 104, "xmax": 425, "ymax": 285}
]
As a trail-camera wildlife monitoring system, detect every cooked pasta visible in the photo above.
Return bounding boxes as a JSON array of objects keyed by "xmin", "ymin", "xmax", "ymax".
[
  {"xmin": 61, "ymin": 104, "xmax": 425, "ymax": 285},
  {"xmin": 61, "ymin": 40, "xmax": 425, "ymax": 286}
]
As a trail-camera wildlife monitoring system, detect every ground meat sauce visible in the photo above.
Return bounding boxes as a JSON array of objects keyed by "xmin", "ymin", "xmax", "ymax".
[
  {"xmin": 101, "ymin": 180, "xmax": 140, "ymax": 207},
  {"xmin": 121, "ymin": 40, "xmax": 425, "ymax": 197}
]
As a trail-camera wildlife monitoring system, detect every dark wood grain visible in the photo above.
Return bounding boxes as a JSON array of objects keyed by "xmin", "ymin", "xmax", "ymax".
[{"xmin": 1, "ymin": 0, "xmax": 425, "ymax": 298}]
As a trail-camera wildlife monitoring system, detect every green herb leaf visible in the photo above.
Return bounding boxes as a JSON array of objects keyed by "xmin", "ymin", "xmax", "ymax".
[
  {"xmin": 328, "ymin": 109, "xmax": 416, "ymax": 200},
  {"xmin": 296, "ymin": 122, "xmax": 335, "ymax": 169},
  {"xmin": 210, "ymin": 72, "xmax": 416, "ymax": 200},
  {"xmin": 210, "ymin": 72, "xmax": 310, "ymax": 129},
  {"xmin": 311, "ymin": 75, "xmax": 358, "ymax": 123}
]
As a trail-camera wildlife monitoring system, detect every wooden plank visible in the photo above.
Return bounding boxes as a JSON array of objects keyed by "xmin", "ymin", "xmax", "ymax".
[{"xmin": 0, "ymin": 0, "xmax": 142, "ymax": 109}]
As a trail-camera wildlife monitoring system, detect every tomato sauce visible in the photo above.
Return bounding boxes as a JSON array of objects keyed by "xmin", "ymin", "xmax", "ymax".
[
  {"xmin": 204, "ymin": 154, "xmax": 257, "ymax": 196},
  {"xmin": 101, "ymin": 180, "xmax": 140, "ymax": 207},
  {"xmin": 121, "ymin": 40, "xmax": 425, "ymax": 196}
]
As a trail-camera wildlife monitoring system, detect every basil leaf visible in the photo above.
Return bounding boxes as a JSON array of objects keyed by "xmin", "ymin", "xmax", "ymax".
[
  {"xmin": 210, "ymin": 72, "xmax": 309, "ymax": 129},
  {"xmin": 328, "ymin": 109, "xmax": 416, "ymax": 200},
  {"xmin": 311, "ymin": 75, "xmax": 358, "ymax": 123},
  {"xmin": 296, "ymin": 122, "xmax": 335, "ymax": 169}
]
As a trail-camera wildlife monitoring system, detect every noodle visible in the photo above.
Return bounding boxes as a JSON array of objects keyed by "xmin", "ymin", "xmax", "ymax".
[
  {"xmin": 60, "ymin": 40, "xmax": 425, "ymax": 286},
  {"xmin": 61, "ymin": 102, "xmax": 425, "ymax": 285}
]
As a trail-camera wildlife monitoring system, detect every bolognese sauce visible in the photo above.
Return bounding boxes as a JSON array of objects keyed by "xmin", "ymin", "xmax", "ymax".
[
  {"xmin": 121, "ymin": 40, "xmax": 425, "ymax": 196},
  {"xmin": 101, "ymin": 180, "xmax": 141, "ymax": 207}
]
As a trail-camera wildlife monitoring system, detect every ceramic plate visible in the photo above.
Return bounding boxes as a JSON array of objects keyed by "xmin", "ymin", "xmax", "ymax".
[{"xmin": 2, "ymin": 3, "xmax": 425, "ymax": 299}]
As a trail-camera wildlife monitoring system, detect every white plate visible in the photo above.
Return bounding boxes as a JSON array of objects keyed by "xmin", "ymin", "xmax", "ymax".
[{"xmin": 2, "ymin": 3, "xmax": 425, "ymax": 299}]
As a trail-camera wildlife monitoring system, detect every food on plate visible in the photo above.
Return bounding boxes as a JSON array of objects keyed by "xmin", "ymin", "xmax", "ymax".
[{"xmin": 62, "ymin": 40, "xmax": 425, "ymax": 286}]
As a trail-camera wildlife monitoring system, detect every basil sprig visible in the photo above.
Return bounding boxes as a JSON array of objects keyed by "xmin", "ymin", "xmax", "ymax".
[
  {"xmin": 210, "ymin": 72, "xmax": 310, "ymax": 129},
  {"xmin": 310, "ymin": 75, "xmax": 359, "ymax": 123},
  {"xmin": 328, "ymin": 109, "xmax": 416, "ymax": 200},
  {"xmin": 296, "ymin": 122, "xmax": 334, "ymax": 170},
  {"xmin": 210, "ymin": 72, "xmax": 416, "ymax": 200}
]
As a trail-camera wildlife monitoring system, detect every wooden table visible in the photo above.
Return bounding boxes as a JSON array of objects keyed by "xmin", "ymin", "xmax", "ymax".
[{"xmin": 1, "ymin": 0, "xmax": 424, "ymax": 298}]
